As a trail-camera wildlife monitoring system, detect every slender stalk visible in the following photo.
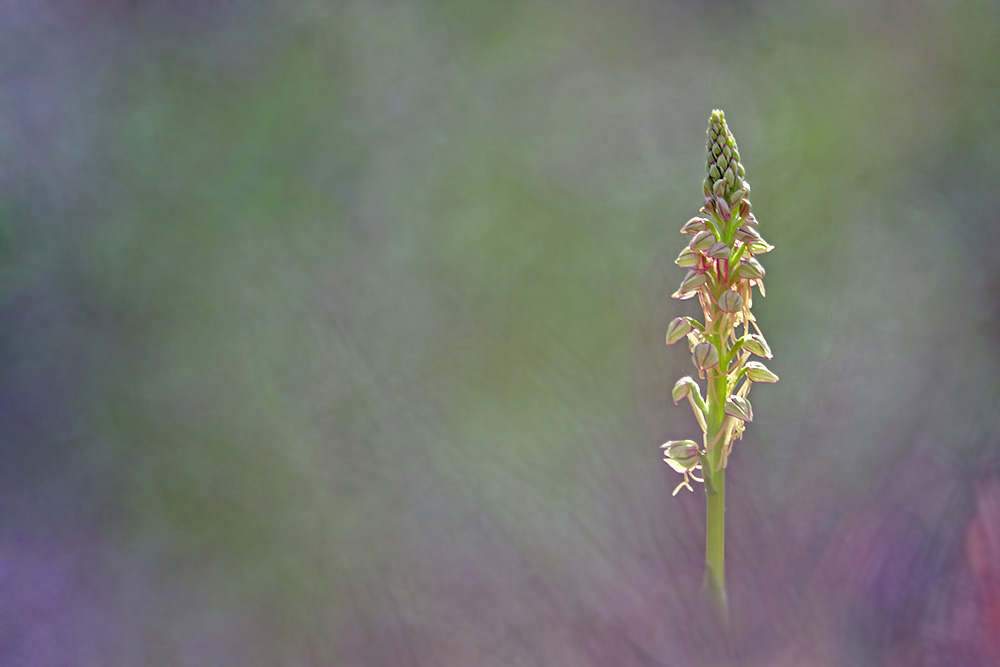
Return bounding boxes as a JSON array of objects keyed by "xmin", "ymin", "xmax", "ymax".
[
  {"xmin": 706, "ymin": 468, "xmax": 726, "ymax": 617},
  {"xmin": 661, "ymin": 110, "xmax": 777, "ymax": 624},
  {"xmin": 704, "ymin": 370, "xmax": 728, "ymax": 621}
]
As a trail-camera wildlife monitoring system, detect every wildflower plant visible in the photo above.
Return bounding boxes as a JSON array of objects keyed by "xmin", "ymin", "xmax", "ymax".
[{"xmin": 661, "ymin": 110, "xmax": 777, "ymax": 617}]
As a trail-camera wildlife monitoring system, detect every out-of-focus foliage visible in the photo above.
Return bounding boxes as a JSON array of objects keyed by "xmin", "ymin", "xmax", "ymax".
[{"xmin": 2, "ymin": 0, "xmax": 1000, "ymax": 664}]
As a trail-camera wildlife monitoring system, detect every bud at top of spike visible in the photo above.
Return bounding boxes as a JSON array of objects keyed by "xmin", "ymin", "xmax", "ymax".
[{"xmin": 706, "ymin": 110, "xmax": 750, "ymax": 207}]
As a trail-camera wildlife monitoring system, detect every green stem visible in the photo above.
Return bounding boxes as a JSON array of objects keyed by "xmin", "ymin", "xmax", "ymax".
[
  {"xmin": 704, "ymin": 372, "xmax": 729, "ymax": 623},
  {"xmin": 706, "ymin": 466, "xmax": 727, "ymax": 620}
]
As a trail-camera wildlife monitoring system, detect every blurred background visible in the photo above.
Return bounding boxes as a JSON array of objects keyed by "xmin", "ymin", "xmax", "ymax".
[{"xmin": 2, "ymin": 0, "xmax": 1000, "ymax": 664}]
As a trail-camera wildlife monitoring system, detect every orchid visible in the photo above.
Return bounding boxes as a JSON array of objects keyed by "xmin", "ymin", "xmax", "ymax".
[{"xmin": 661, "ymin": 110, "xmax": 777, "ymax": 619}]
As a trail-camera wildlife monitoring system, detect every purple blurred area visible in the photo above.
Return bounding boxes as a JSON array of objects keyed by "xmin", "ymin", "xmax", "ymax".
[{"xmin": 2, "ymin": 0, "xmax": 1000, "ymax": 665}]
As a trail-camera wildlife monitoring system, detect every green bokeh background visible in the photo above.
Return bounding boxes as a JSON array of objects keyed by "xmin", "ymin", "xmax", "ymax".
[{"xmin": 3, "ymin": 1, "xmax": 1000, "ymax": 664}]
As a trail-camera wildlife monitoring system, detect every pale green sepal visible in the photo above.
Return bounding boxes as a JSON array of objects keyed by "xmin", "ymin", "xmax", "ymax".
[
  {"xmin": 681, "ymin": 217, "xmax": 709, "ymax": 234},
  {"xmin": 672, "ymin": 270, "xmax": 708, "ymax": 299},
  {"xmin": 724, "ymin": 396, "xmax": 754, "ymax": 422},
  {"xmin": 675, "ymin": 246, "xmax": 701, "ymax": 268},
  {"xmin": 692, "ymin": 342, "xmax": 719, "ymax": 371},
  {"xmin": 666, "ymin": 317, "xmax": 693, "ymax": 345},
  {"xmin": 742, "ymin": 334, "xmax": 772, "ymax": 359},
  {"xmin": 707, "ymin": 242, "xmax": 730, "ymax": 259},
  {"xmin": 689, "ymin": 230, "xmax": 716, "ymax": 252},
  {"xmin": 671, "ymin": 376, "xmax": 697, "ymax": 404},
  {"xmin": 717, "ymin": 290, "xmax": 743, "ymax": 313},
  {"xmin": 745, "ymin": 361, "xmax": 779, "ymax": 383},
  {"xmin": 736, "ymin": 256, "xmax": 766, "ymax": 280}
]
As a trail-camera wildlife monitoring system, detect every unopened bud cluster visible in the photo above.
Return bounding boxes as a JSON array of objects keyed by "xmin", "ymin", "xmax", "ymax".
[{"xmin": 662, "ymin": 110, "xmax": 777, "ymax": 495}]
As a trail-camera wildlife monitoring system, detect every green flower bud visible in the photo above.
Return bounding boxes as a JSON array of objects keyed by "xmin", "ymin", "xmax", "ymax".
[
  {"xmin": 671, "ymin": 376, "xmax": 698, "ymax": 404},
  {"xmin": 728, "ymin": 188, "xmax": 748, "ymax": 206},
  {"xmin": 692, "ymin": 342, "xmax": 719, "ymax": 371},
  {"xmin": 672, "ymin": 270, "xmax": 708, "ymax": 299},
  {"xmin": 680, "ymin": 217, "xmax": 709, "ymax": 234},
  {"xmin": 706, "ymin": 110, "xmax": 748, "ymax": 202},
  {"xmin": 738, "ymin": 200, "xmax": 751, "ymax": 220},
  {"xmin": 689, "ymin": 230, "xmax": 716, "ymax": 252},
  {"xmin": 666, "ymin": 317, "xmax": 693, "ymax": 345},
  {"xmin": 707, "ymin": 241, "xmax": 730, "ymax": 259},
  {"xmin": 716, "ymin": 196, "xmax": 732, "ymax": 220},
  {"xmin": 735, "ymin": 256, "xmax": 766, "ymax": 280},
  {"xmin": 745, "ymin": 361, "xmax": 779, "ymax": 383},
  {"xmin": 742, "ymin": 333, "xmax": 772, "ymax": 359},
  {"xmin": 661, "ymin": 439, "xmax": 700, "ymax": 472},
  {"xmin": 675, "ymin": 246, "xmax": 701, "ymax": 268},
  {"xmin": 717, "ymin": 290, "xmax": 744, "ymax": 313},
  {"xmin": 724, "ymin": 396, "xmax": 754, "ymax": 422}
]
